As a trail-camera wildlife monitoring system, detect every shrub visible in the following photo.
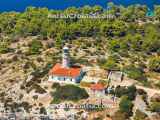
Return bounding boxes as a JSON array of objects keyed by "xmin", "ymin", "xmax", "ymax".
[
  {"xmin": 33, "ymin": 95, "xmax": 38, "ymax": 100},
  {"xmin": 137, "ymin": 89, "xmax": 147, "ymax": 95},
  {"xmin": 103, "ymin": 58, "xmax": 119, "ymax": 70},
  {"xmin": 115, "ymin": 85, "xmax": 137, "ymax": 100},
  {"xmin": 134, "ymin": 109, "xmax": 148, "ymax": 120},
  {"xmin": 20, "ymin": 101, "xmax": 32, "ymax": 113},
  {"xmin": 33, "ymin": 84, "xmax": 46, "ymax": 94},
  {"xmin": 51, "ymin": 83, "xmax": 60, "ymax": 89},
  {"xmin": 28, "ymin": 39, "xmax": 43, "ymax": 54},
  {"xmin": 123, "ymin": 65, "xmax": 147, "ymax": 81},
  {"xmin": 149, "ymin": 57, "xmax": 160, "ymax": 72},
  {"xmin": 80, "ymin": 82, "xmax": 92, "ymax": 87},
  {"xmin": 155, "ymin": 81, "xmax": 160, "ymax": 89},
  {"xmin": 98, "ymin": 80, "xmax": 108, "ymax": 86},
  {"xmin": 99, "ymin": 56, "xmax": 119, "ymax": 70},
  {"xmin": 119, "ymin": 96, "xmax": 134, "ymax": 116},
  {"xmin": 0, "ymin": 41, "xmax": 10, "ymax": 54},
  {"xmin": 26, "ymin": 82, "xmax": 46, "ymax": 94},
  {"xmin": 112, "ymin": 110, "xmax": 128, "ymax": 120},
  {"xmin": 150, "ymin": 102, "xmax": 160, "ymax": 112},
  {"xmin": 40, "ymin": 107, "xmax": 47, "ymax": 115},
  {"xmin": 51, "ymin": 84, "xmax": 89, "ymax": 103}
]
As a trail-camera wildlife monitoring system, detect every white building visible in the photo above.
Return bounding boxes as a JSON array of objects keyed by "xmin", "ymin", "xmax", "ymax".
[
  {"xmin": 90, "ymin": 83, "xmax": 105, "ymax": 97},
  {"xmin": 48, "ymin": 46, "xmax": 84, "ymax": 83}
]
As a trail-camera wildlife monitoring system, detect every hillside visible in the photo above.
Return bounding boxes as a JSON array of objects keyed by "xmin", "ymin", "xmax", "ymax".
[{"xmin": 0, "ymin": 4, "xmax": 160, "ymax": 119}]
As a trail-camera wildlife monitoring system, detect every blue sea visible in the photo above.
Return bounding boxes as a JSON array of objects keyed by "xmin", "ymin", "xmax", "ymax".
[{"xmin": 0, "ymin": 0, "xmax": 160, "ymax": 12}]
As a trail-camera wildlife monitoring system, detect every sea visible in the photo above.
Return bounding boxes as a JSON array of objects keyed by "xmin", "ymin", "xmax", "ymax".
[{"xmin": 0, "ymin": 0, "xmax": 160, "ymax": 12}]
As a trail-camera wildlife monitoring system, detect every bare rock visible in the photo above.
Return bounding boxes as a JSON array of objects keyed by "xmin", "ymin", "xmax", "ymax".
[{"xmin": 26, "ymin": 75, "xmax": 35, "ymax": 83}]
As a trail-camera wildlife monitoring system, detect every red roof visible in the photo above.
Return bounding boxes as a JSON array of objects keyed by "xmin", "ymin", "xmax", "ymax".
[
  {"xmin": 90, "ymin": 83, "xmax": 105, "ymax": 91},
  {"xmin": 49, "ymin": 63, "xmax": 81, "ymax": 78}
]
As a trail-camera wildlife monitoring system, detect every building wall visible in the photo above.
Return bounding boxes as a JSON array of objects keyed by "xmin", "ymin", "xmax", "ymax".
[
  {"xmin": 49, "ymin": 71, "xmax": 84, "ymax": 83},
  {"xmin": 91, "ymin": 89, "xmax": 105, "ymax": 97},
  {"xmin": 75, "ymin": 70, "xmax": 84, "ymax": 83},
  {"xmin": 49, "ymin": 75, "xmax": 77, "ymax": 83}
]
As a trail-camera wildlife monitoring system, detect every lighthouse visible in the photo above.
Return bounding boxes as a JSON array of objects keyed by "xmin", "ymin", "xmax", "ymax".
[
  {"xmin": 49, "ymin": 46, "xmax": 84, "ymax": 83},
  {"xmin": 62, "ymin": 46, "xmax": 70, "ymax": 68}
]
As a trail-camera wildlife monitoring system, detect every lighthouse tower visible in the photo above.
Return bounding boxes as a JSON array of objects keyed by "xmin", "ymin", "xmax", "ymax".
[
  {"xmin": 62, "ymin": 46, "xmax": 70, "ymax": 68},
  {"xmin": 49, "ymin": 45, "xmax": 84, "ymax": 83}
]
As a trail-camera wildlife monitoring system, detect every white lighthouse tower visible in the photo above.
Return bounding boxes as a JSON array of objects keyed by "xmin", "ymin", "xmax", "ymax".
[
  {"xmin": 62, "ymin": 46, "xmax": 70, "ymax": 68},
  {"xmin": 49, "ymin": 46, "xmax": 84, "ymax": 83}
]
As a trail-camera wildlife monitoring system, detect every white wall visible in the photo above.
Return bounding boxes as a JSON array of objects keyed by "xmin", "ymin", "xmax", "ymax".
[{"xmin": 48, "ymin": 75, "xmax": 76, "ymax": 84}]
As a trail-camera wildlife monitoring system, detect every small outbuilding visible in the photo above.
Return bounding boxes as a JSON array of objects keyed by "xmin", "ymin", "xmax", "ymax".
[{"xmin": 90, "ymin": 83, "xmax": 105, "ymax": 96}]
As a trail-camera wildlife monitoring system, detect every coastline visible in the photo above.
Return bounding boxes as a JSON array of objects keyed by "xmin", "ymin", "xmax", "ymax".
[{"xmin": 0, "ymin": 0, "xmax": 158, "ymax": 12}]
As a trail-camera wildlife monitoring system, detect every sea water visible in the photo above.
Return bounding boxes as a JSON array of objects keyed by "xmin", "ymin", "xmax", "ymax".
[{"xmin": 0, "ymin": 0, "xmax": 159, "ymax": 12}]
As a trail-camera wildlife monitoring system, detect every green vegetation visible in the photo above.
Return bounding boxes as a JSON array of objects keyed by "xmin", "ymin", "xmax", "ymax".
[
  {"xmin": 25, "ymin": 81, "xmax": 47, "ymax": 94},
  {"xmin": 149, "ymin": 57, "xmax": 160, "ymax": 72},
  {"xmin": 40, "ymin": 107, "xmax": 47, "ymax": 115},
  {"xmin": 28, "ymin": 39, "xmax": 43, "ymax": 54},
  {"xmin": 98, "ymin": 80, "xmax": 108, "ymax": 86},
  {"xmin": 134, "ymin": 109, "xmax": 148, "ymax": 120},
  {"xmin": 51, "ymin": 82, "xmax": 60, "ymax": 89},
  {"xmin": 103, "ymin": 57, "xmax": 119, "ymax": 70},
  {"xmin": 119, "ymin": 96, "xmax": 134, "ymax": 116},
  {"xmin": 51, "ymin": 84, "xmax": 89, "ymax": 103},
  {"xmin": 0, "ymin": 3, "xmax": 160, "ymax": 119},
  {"xmin": 112, "ymin": 111, "xmax": 128, "ymax": 120},
  {"xmin": 150, "ymin": 102, "xmax": 160, "ymax": 112},
  {"xmin": 80, "ymin": 81, "xmax": 92, "ymax": 87},
  {"xmin": 149, "ymin": 94, "xmax": 160, "ymax": 113},
  {"xmin": 0, "ymin": 40, "xmax": 10, "ymax": 53},
  {"xmin": 0, "ymin": 5, "xmax": 159, "ymax": 77},
  {"xmin": 98, "ymin": 55, "xmax": 120, "ymax": 70},
  {"xmin": 114, "ymin": 85, "xmax": 137, "ymax": 100},
  {"xmin": 123, "ymin": 65, "xmax": 147, "ymax": 81}
]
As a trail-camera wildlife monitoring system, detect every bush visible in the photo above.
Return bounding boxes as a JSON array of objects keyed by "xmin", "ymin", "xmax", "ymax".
[
  {"xmin": 28, "ymin": 39, "xmax": 43, "ymax": 54},
  {"xmin": 51, "ymin": 84, "xmax": 89, "ymax": 103},
  {"xmin": 20, "ymin": 102, "xmax": 32, "ymax": 113},
  {"xmin": 119, "ymin": 96, "xmax": 134, "ymax": 116},
  {"xmin": 134, "ymin": 109, "xmax": 148, "ymax": 120},
  {"xmin": 99, "ymin": 57, "xmax": 119, "ymax": 70},
  {"xmin": 155, "ymin": 81, "xmax": 160, "ymax": 89},
  {"xmin": 0, "ymin": 41, "xmax": 10, "ymax": 54},
  {"xmin": 33, "ymin": 95, "xmax": 38, "ymax": 100},
  {"xmin": 149, "ymin": 57, "xmax": 160, "ymax": 72},
  {"xmin": 150, "ymin": 102, "xmax": 160, "ymax": 112},
  {"xmin": 123, "ymin": 65, "xmax": 147, "ymax": 81},
  {"xmin": 137, "ymin": 89, "xmax": 147, "ymax": 95},
  {"xmin": 51, "ymin": 83, "xmax": 60, "ymax": 89},
  {"xmin": 26, "ymin": 82, "xmax": 46, "ymax": 94},
  {"xmin": 80, "ymin": 82, "xmax": 92, "ymax": 87},
  {"xmin": 115, "ymin": 85, "xmax": 137, "ymax": 100},
  {"xmin": 40, "ymin": 107, "xmax": 47, "ymax": 115},
  {"xmin": 33, "ymin": 84, "xmax": 46, "ymax": 94},
  {"xmin": 98, "ymin": 80, "xmax": 108, "ymax": 86},
  {"xmin": 112, "ymin": 110, "xmax": 128, "ymax": 120}
]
